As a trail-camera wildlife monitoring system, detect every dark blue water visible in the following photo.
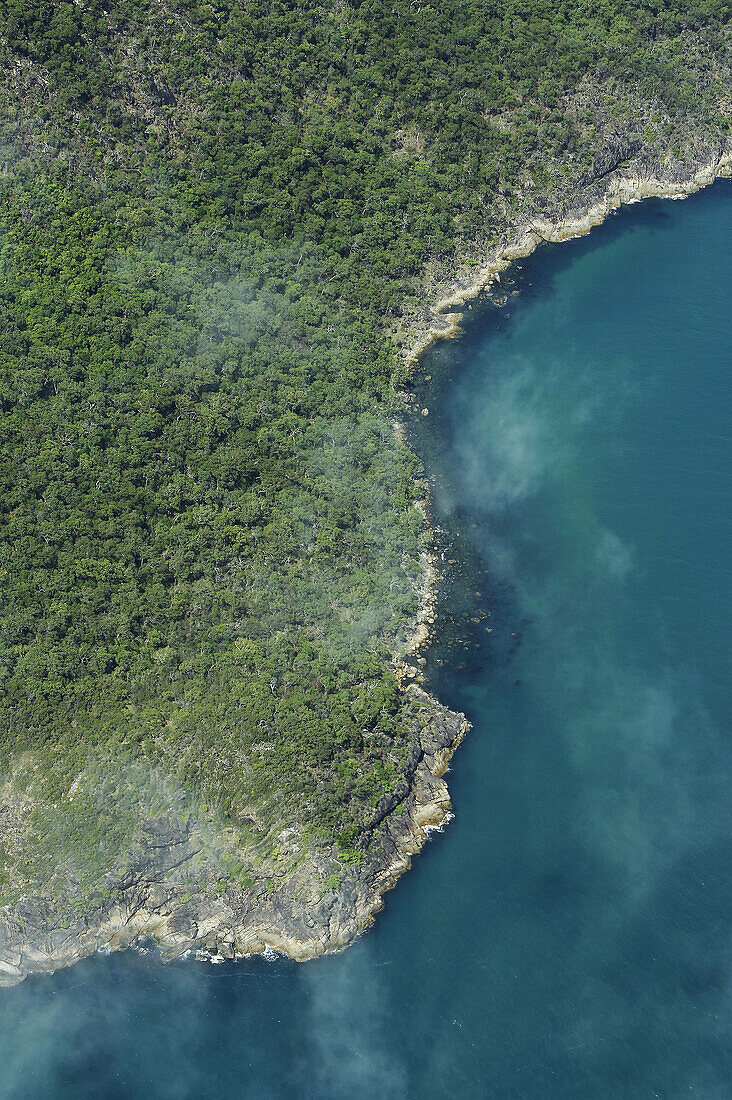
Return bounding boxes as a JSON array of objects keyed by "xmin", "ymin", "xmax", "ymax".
[{"xmin": 1, "ymin": 182, "xmax": 729, "ymax": 1099}]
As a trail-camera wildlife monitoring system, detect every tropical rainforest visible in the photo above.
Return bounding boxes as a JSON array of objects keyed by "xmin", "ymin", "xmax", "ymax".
[{"xmin": 0, "ymin": 0, "xmax": 729, "ymax": 903}]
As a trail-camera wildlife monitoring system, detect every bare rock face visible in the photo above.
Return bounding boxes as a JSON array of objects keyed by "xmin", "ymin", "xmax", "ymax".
[
  {"xmin": 584, "ymin": 138, "xmax": 643, "ymax": 186},
  {"xmin": 0, "ymin": 690, "xmax": 468, "ymax": 987}
]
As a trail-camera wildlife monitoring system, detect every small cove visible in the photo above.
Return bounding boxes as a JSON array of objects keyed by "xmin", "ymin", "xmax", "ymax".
[{"xmin": 0, "ymin": 179, "xmax": 729, "ymax": 1099}]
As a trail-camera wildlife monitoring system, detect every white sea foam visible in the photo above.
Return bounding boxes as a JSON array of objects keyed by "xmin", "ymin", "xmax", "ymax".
[{"xmin": 423, "ymin": 811, "xmax": 454, "ymax": 837}]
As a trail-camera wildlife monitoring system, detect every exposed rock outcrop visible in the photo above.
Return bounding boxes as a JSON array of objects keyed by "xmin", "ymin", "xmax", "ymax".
[{"xmin": 0, "ymin": 690, "xmax": 466, "ymax": 986}]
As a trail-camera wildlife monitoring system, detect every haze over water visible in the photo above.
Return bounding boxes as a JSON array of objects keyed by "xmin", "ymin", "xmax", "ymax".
[{"xmin": 1, "ymin": 181, "xmax": 730, "ymax": 1099}]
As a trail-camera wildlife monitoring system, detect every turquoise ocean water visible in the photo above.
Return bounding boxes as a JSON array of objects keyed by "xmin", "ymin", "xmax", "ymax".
[{"xmin": 1, "ymin": 180, "xmax": 729, "ymax": 1099}]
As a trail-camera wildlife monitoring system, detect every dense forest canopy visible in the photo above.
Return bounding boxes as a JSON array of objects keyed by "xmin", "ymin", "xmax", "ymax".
[{"xmin": 0, "ymin": 0, "xmax": 729, "ymax": 901}]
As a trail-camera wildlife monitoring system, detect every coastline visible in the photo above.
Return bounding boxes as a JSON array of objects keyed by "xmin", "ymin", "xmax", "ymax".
[
  {"xmin": 0, "ymin": 686, "xmax": 468, "ymax": 986},
  {"xmin": 401, "ymin": 151, "xmax": 732, "ymax": 373},
  {"xmin": 1, "ymin": 148, "xmax": 729, "ymax": 990},
  {"xmin": 375, "ymin": 144, "xmax": 732, "ymax": 967}
]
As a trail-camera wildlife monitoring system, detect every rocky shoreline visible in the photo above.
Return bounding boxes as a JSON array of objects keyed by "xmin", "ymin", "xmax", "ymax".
[
  {"xmin": 1, "ymin": 142, "xmax": 729, "ymax": 989},
  {"xmin": 0, "ymin": 689, "xmax": 467, "ymax": 986},
  {"xmin": 400, "ymin": 146, "xmax": 731, "ymax": 372}
]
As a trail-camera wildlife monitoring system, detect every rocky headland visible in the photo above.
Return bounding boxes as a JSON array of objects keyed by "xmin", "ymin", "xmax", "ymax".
[
  {"xmin": 1, "ymin": 134, "xmax": 730, "ymax": 988},
  {"xmin": 0, "ymin": 689, "xmax": 466, "ymax": 986}
]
